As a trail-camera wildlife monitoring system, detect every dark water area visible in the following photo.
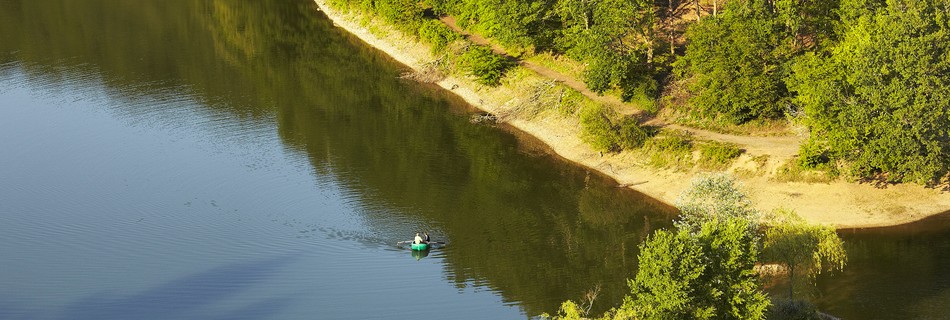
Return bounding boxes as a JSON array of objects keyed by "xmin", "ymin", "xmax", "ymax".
[
  {"xmin": 816, "ymin": 213, "xmax": 950, "ymax": 319},
  {"xmin": 2, "ymin": 0, "xmax": 949, "ymax": 319},
  {"xmin": 0, "ymin": 0, "xmax": 674, "ymax": 318}
]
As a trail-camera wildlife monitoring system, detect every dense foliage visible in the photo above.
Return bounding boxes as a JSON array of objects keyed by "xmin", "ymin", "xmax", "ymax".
[
  {"xmin": 417, "ymin": 19, "xmax": 459, "ymax": 53},
  {"xmin": 580, "ymin": 105, "xmax": 648, "ymax": 152},
  {"xmin": 428, "ymin": 0, "xmax": 661, "ymax": 102},
  {"xmin": 328, "ymin": 0, "xmax": 514, "ymax": 87},
  {"xmin": 430, "ymin": 0, "xmax": 559, "ymax": 53},
  {"xmin": 455, "ymin": 44, "xmax": 514, "ymax": 86},
  {"xmin": 788, "ymin": 0, "xmax": 950, "ymax": 184},
  {"xmin": 628, "ymin": 217, "xmax": 769, "ymax": 319},
  {"xmin": 555, "ymin": 0, "xmax": 659, "ymax": 100},
  {"xmin": 674, "ymin": 0, "xmax": 837, "ymax": 124},
  {"xmin": 675, "ymin": 1, "xmax": 788, "ymax": 124},
  {"xmin": 762, "ymin": 211, "xmax": 848, "ymax": 300}
]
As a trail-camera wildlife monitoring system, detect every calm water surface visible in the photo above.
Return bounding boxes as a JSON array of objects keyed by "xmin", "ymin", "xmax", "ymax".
[
  {"xmin": 1, "ymin": 0, "xmax": 948, "ymax": 319},
  {"xmin": 0, "ymin": 1, "xmax": 673, "ymax": 318}
]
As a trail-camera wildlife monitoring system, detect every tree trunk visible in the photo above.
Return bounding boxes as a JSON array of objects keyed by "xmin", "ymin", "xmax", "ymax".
[
  {"xmin": 695, "ymin": 0, "xmax": 701, "ymax": 21},
  {"xmin": 669, "ymin": 0, "xmax": 675, "ymax": 55},
  {"xmin": 788, "ymin": 266, "xmax": 795, "ymax": 300},
  {"xmin": 713, "ymin": 0, "xmax": 717, "ymax": 16},
  {"xmin": 647, "ymin": 40, "xmax": 654, "ymax": 64}
]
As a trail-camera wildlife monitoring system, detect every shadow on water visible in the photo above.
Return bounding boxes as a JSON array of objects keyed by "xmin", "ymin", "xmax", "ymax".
[
  {"xmin": 411, "ymin": 249, "xmax": 430, "ymax": 260},
  {"xmin": 57, "ymin": 255, "xmax": 299, "ymax": 320},
  {"xmin": 814, "ymin": 210, "xmax": 950, "ymax": 319},
  {"xmin": 839, "ymin": 209, "xmax": 950, "ymax": 234}
]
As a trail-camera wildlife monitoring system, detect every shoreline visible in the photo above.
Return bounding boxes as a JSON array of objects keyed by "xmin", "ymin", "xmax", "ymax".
[{"xmin": 312, "ymin": 1, "xmax": 950, "ymax": 229}]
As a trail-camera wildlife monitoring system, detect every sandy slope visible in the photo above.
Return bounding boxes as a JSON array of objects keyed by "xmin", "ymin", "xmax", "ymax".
[{"xmin": 312, "ymin": 1, "xmax": 950, "ymax": 228}]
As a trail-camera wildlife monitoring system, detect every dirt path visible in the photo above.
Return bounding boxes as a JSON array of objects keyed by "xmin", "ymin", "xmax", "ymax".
[{"xmin": 438, "ymin": 16, "xmax": 801, "ymax": 159}]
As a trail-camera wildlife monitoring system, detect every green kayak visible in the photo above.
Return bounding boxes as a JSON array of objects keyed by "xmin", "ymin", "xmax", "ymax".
[{"xmin": 410, "ymin": 242, "xmax": 429, "ymax": 251}]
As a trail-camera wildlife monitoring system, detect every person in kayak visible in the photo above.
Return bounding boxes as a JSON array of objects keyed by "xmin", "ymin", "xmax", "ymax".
[
  {"xmin": 423, "ymin": 232, "xmax": 431, "ymax": 243},
  {"xmin": 413, "ymin": 232, "xmax": 424, "ymax": 244}
]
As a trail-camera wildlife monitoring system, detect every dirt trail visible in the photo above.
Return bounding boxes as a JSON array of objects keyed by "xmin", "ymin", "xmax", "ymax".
[{"xmin": 439, "ymin": 16, "xmax": 801, "ymax": 159}]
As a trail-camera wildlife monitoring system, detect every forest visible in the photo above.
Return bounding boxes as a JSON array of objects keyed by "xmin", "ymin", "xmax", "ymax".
[{"xmin": 326, "ymin": 0, "xmax": 950, "ymax": 186}]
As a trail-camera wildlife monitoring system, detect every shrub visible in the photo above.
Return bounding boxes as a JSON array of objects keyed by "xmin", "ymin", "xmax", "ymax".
[
  {"xmin": 373, "ymin": 0, "xmax": 423, "ymax": 24},
  {"xmin": 579, "ymin": 105, "xmax": 616, "ymax": 152},
  {"xmin": 456, "ymin": 44, "xmax": 513, "ymax": 86},
  {"xmin": 644, "ymin": 134, "xmax": 693, "ymax": 168},
  {"xmin": 797, "ymin": 139, "xmax": 830, "ymax": 169},
  {"xmin": 417, "ymin": 19, "xmax": 459, "ymax": 54},
  {"xmin": 579, "ymin": 105, "xmax": 648, "ymax": 153},
  {"xmin": 698, "ymin": 142, "xmax": 743, "ymax": 170},
  {"xmin": 774, "ymin": 161, "xmax": 836, "ymax": 183},
  {"xmin": 615, "ymin": 116, "xmax": 648, "ymax": 150}
]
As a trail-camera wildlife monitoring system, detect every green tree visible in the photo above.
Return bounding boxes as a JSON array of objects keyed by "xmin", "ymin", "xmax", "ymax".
[
  {"xmin": 456, "ymin": 44, "xmax": 513, "ymax": 86},
  {"xmin": 437, "ymin": 0, "xmax": 559, "ymax": 53},
  {"xmin": 773, "ymin": 0, "xmax": 840, "ymax": 48},
  {"xmin": 762, "ymin": 211, "xmax": 847, "ymax": 300},
  {"xmin": 788, "ymin": 0, "xmax": 950, "ymax": 184},
  {"xmin": 622, "ymin": 174, "xmax": 769, "ymax": 319},
  {"xmin": 675, "ymin": 0, "xmax": 787, "ymax": 124},
  {"xmin": 627, "ymin": 217, "xmax": 769, "ymax": 319},
  {"xmin": 555, "ymin": 0, "xmax": 658, "ymax": 101}
]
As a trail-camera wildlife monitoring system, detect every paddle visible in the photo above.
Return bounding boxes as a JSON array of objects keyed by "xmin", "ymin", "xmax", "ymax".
[{"xmin": 396, "ymin": 240, "xmax": 446, "ymax": 246}]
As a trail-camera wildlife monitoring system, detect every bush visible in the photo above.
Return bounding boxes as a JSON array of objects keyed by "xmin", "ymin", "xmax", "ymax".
[
  {"xmin": 373, "ymin": 0, "xmax": 423, "ymax": 24},
  {"xmin": 417, "ymin": 19, "xmax": 459, "ymax": 54},
  {"xmin": 580, "ymin": 105, "xmax": 617, "ymax": 152},
  {"xmin": 797, "ymin": 139, "xmax": 831, "ymax": 169},
  {"xmin": 579, "ymin": 105, "xmax": 648, "ymax": 153},
  {"xmin": 698, "ymin": 142, "xmax": 743, "ymax": 170},
  {"xmin": 456, "ymin": 44, "xmax": 513, "ymax": 86},
  {"xmin": 644, "ymin": 134, "xmax": 693, "ymax": 168},
  {"xmin": 615, "ymin": 116, "xmax": 648, "ymax": 150},
  {"xmin": 774, "ymin": 161, "xmax": 836, "ymax": 183},
  {"xmin": 622, "ymin": 75, "xmax": 659, "ymax": 113}
]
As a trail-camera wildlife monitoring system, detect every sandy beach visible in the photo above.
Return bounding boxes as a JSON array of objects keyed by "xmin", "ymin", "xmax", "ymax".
[{"xmin": 312, "ymin": 0, "xmax": 950, "ymax": 228}]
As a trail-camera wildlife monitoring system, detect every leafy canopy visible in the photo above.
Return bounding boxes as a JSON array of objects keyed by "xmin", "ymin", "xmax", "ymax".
[
  {"xmin": 788, "ymin": 0, "xmax": 950, "ymax": 184},
  {"xmin": 627, "ymin": 217, "xmax": 769, "ymax": 319},
  {"xmin": 762, "ymin": 210, "xmax": 848, "ymax": 299}
]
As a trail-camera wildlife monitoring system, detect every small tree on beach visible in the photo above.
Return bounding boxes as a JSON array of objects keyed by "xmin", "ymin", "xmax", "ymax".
[
  {"xmin": 627, "ymin": 217, "xmax": 769, "ymax": 319},
  {"xmin": 762, "ymin": 210, "xmax": 847, "ymax": 300}
]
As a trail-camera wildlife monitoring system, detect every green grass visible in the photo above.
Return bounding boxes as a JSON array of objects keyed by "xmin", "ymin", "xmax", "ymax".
[
  {"xmin": 643, "ymin": 134, "xmax": 694, "ymax": 169},
  {"xmin": 773, "ymin": 160, "xmax": 837, "ymax": 183},
  {"xmin": 698, "ymin": 142, "xmax": 744, "ymax": 170}
]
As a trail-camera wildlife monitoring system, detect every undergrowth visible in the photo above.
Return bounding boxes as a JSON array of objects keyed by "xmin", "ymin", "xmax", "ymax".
[
  {"xmin": 643, "ymin": 133, "xmax": 693, "ymax": 169},
  {"xmin": 698, "ymin": 142, "xmax": 744, "ymax": 170}
]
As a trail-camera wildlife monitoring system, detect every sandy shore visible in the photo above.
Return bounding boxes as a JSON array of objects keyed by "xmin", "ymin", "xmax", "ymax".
[{"xmin": 312, "ymin": 1, "xmax": 950, "ymax": 228}]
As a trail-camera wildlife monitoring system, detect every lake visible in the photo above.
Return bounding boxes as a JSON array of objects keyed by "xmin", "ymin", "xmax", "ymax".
[{"xmin": 0, "ymin": 0, "xmax": 948, "ymax": 319}]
